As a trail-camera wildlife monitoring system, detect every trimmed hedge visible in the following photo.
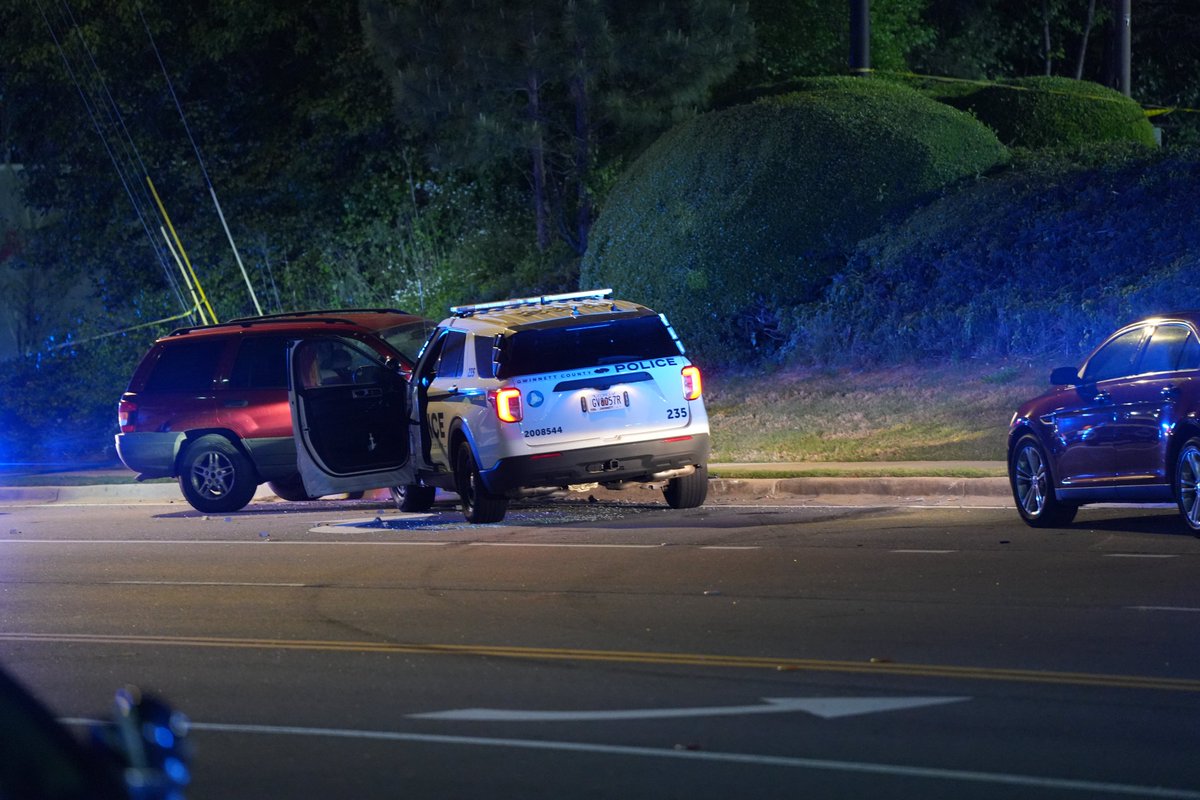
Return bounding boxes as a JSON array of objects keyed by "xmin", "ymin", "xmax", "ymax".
[
  {"xmin": 952, "ymin": 76, "xmax": 1157, "ymax": 150},
  {"xmin": 789, "ymin": 145, "xmax": 1200, "ymax": 365},
  {"xmin": 580, "ymin": 77, "xmax": 1007, "ymax": 364}
]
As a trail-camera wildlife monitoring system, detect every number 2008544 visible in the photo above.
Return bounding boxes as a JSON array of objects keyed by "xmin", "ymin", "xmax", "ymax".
[{"xmin": 524, "ymin": 427, "xmax": 564, "ymax": 438}]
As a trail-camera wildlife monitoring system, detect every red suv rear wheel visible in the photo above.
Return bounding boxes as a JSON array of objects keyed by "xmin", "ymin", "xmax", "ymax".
[{"xmin": 178, "ymin": 435, "xmax": 259, "ymax": 513}]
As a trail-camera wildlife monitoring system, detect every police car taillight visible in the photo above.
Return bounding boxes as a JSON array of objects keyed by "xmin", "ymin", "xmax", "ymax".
[
  {"xmin": 490, "ymin": 387, "xmax": 523, "ymax": 423},
  {"xmin": 682, "ymin": 366, "xmax": 702, "ymax": 401},
  {"xmin": 118, "ymin": 399, "xmax": 138, "ymax": 433}
]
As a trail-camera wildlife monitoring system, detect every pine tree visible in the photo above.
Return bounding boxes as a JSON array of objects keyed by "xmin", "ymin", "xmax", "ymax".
[{"xmin": 362, "ymin": 0, "xmax": 753, "ymax": 255}]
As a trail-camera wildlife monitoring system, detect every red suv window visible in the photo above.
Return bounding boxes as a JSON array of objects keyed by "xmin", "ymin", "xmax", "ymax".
[
  {"xmin": 144, "ymin": 340, "xmax": 224, "ymax": 392},
  {"xmin": 229, "ymin": 337, "xmax": 289, "ymax": 389}
]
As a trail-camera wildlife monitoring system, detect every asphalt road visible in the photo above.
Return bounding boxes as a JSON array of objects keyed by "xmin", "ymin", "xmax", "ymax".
[{"xmin": 1, "ymin": 495, "xmax": 1199, "ymax": 799}]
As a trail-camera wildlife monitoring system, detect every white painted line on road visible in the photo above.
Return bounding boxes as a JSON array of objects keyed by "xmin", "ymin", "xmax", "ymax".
[
  {"xmin": 468, "ymin": 542, "xmax": 662, "ymax": 549},
  {"xmin": 410, "ymin": 696, "xmax": 970, "ymax": 722},
  {"xmin": 1104, "ymin": 553, "xmax": 1178, "ymax": 559},
  {"xmin": 700, "ymin": 545, "xmax": 761, "ymax": 550},
  {"xmin": 1127, "ymin": 606, "xmax": 1200, "ymax": 613},
  {"xmin": 0, "ymin": 539, "xmax": 452, "ymax": 547},
  {"xmin": 109, "ymin": 580, "xmax": 306, "ymax": 588},
  {"xmin": 57, "ymin": 718, "xmax": 1200, "ymax": 798},
  {"xmin": 891, "ymin": 549, "xmax": 957, "ymax": 554}
]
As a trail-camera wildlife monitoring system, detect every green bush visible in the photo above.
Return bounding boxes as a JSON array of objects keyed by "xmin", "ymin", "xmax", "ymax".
[
  {"xmin": 580, "ymin": 77, "xmax": 1007, "ymax": 364},
  {"xmin": 952, "ymin": 76, "xmax": 1157, "ymax": 150},
  {"xmin": 0, "ymin": 334, "xmax": 147, "ymax": 463},
  {"xmin": 790, "ymin": 145, "xmax": 1200, "ymax": 365}
]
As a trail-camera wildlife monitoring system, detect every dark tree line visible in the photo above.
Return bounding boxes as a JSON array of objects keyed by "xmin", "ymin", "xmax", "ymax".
[{"xmin": 0, "ymin": 0, "xmax": 1197, "ymax": 354}]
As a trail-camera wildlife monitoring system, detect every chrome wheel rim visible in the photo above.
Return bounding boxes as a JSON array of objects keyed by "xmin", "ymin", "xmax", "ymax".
[
  {"xmin": 191, "ymin": 451, "xmax": 235, "ymax": 499},
  {"xmin": 1179, "ymin": 447, "xmax": 1200, "ymax": 528},
  {"xmin": 1014, "ymin": 444, "xmax": 1048, "ymax": 517}
]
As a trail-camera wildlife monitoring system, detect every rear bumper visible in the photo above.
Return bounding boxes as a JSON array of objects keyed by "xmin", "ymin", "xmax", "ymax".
[
  {"xmin": 480, "ymin": 433, "xmax": 710, "ymax": 494},
  {"xmin": 115, "ymin": 432, "xmax": 184, "ymax": 478},
  {"xmin": 117, "ymin": 432, "xmax": 298, "ymax": 481}
]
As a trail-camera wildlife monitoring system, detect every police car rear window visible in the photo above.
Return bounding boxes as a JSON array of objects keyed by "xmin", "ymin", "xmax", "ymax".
[{"xmin": 497, "ymin": 316, "xmax": 681, "ymax": 379}]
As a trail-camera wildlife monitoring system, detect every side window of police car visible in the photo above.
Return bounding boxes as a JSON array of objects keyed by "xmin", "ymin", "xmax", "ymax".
[{"xmin": 436, "ymin": 331, "xmax": 466, "ymax": 381}]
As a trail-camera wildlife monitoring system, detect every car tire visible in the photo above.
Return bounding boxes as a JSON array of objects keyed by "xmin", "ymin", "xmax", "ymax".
[
  {"xmin": 178, "ymin": 435, "xmax": 259, "ymax": 513},
  {"xmin": 454, "ymin": 441, "xmax": 507, "ymax": 523},
  {"xmin": 390, "ymin": 483, "xmax": 436, "ymax": 512},
  {"xmin": 664, "ymin": 464, "xmax": 708, "ymax": 509},
  {"xmin": 1173, "ymin": 438, "xmax": 1200, "ymax": 531},
  {"xmin": 1009, "ymin": 435, "xmax": 1077, "ymax": 527},
  {"xmin": 267, "ymin": 473, "xmax": 311, "ymax": 502}
]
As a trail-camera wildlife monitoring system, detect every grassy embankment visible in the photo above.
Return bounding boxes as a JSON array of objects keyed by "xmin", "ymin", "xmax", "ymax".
[{"xmin": 706, "ymin": 361, "xmax": 1049, "ymax": 477}]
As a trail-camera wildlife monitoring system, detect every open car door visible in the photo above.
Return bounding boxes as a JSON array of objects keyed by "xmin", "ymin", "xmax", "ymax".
[{"xmin": 288, "ymin": 337, "xmax": 414, "ymax": 497}]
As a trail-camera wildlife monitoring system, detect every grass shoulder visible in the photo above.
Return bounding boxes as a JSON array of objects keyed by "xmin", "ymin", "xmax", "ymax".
[{"xmin": 705, "ymin": 360, "xmax": 1048, "ymax": 465}]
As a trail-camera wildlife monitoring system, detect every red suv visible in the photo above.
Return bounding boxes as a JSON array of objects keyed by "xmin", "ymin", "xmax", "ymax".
[{"xmin": 116, "ymin": 309, "xmax": 430, "ymax": 513}]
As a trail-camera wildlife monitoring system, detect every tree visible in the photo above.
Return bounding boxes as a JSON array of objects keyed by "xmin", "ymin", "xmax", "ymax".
[
  {"xmin": 360, "ymin": 0, "xmax": 753, "ymax": 257},
  {"xmin": 0, "ymin": 0, "xmax": 409, "ymax": 328},
  {"xmin": 721, "ymin": 0, "xmax": 932, "ymax": 87},
  {"xmin": 912, "ymin": 0, "xmax": 1200, "ymax": 143}
]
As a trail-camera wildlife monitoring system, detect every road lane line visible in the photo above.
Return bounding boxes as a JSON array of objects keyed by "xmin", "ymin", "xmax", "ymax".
[
  {"xmin": 467, "ymin": 542, "xmax": 663, "ymax": 549},
  {"xmin": 8, "ymin": 633, "xmax": 1200, "ymax": 693},
  {"xmin": 56, "ymin": 718, "xmax": 1200, "ymax": 798},
  {"xmin": 108, "ymin": 581, "xmax": 306, "ymax": 588},
  {"xmin": 891, "ymin": 549, "xmax": 957, "ymax": 554},
  {"xmin": 0, "ymin": 539, "xmax": 452, "ymax": 546},
  {"xmin": 1127, "ymin": 606, "xmax": 1200, "ymax": 613},
  {"xmin": 700, "ymin": 545, "xmax": 761, "ymax": 550},
  {"xmin": 1104, "ymin": 553, "xmax": 1178, "ymax": 559}
]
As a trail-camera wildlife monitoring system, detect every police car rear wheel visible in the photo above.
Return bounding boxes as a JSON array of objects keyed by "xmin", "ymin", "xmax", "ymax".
[
  {"xmin": 455, "ymin": 442, "xmax": 507, "ymax": 523},
  {"xmin": 664, "ymin": 464, "xmax": 708, "ymax": 509}
]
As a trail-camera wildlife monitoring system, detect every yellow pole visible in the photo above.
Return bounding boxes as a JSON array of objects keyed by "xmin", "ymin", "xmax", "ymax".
[
  {"xmin": 146, "ymin": 175, "xmax": 218, "ymax": 323},
  {"xmin": 161, "ymin": 226, "xmax": 208, "ymax": 325}
]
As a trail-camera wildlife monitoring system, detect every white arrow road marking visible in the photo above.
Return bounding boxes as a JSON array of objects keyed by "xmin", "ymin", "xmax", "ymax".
[{"xmin": 408, "ymin": 696, "xmax": 969, "ymax": 722}]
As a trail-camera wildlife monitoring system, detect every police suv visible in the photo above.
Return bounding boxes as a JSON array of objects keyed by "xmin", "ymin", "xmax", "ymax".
[{"xmin": 402, "ymin": 289, "xmax": 711, "ymax": 522}]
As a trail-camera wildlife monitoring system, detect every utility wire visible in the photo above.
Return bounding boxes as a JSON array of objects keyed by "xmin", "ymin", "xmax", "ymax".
[
  {"xmin": 34, "ymin": 0, "xmax": 190, "ymax": 316},
  {"xmin": 137, "ymin": 2, "xmax": 263, "ymax": 315},
  {"xmin": 52, "ymin": 0, "xmax": 187, "ymax": 310},
  {"xmin": 56, "ymin": 0, "xmax": 188, "ymax": 312}
]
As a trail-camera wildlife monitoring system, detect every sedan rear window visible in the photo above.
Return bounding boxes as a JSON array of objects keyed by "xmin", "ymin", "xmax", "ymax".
[
  {"xmin": 497, "ymin": 315, "xmax": 681, "ymax": 379},
  {"xmin": 1141, "ymin": 325, "xmax": 1197, "ymax": 375}
]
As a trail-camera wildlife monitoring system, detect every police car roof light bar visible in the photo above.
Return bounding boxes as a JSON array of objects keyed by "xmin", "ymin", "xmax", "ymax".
[{"xmin": 451, "ymin": 289, "xmax": 614, "ymax": 317}]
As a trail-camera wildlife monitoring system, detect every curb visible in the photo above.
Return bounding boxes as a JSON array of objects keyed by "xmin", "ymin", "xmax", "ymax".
[{"xmin": 0, "ymin": 476, "xmax": 1014, "ymax": 508}]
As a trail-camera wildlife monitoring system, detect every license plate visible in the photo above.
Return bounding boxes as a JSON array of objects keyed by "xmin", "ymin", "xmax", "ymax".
[{"xmin": 583, "ymin": 391, "xmax": 630, "ymax": 413}]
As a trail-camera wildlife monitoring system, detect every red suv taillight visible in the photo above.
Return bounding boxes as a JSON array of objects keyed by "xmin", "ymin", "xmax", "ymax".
[
  {"xmin": 490, "ymin": 387, "xmax": 523, "ymax": 423},
  {"xmin": 682, "ymin": 366, "xmax": 702, "ymax": 401},
  {"xmin": 118, "ymin": 398, "xmax": 138, "ymax": 433}
]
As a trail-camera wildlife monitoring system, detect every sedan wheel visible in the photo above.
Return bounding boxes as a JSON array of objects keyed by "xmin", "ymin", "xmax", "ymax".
[
  {"xmin": 1009, "ymin": 435, "xmax": 1077, "ymax": 527},
  {"xmin": 1174, "ymin": 439, "xmax": 1200, "ymax": 531}
]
